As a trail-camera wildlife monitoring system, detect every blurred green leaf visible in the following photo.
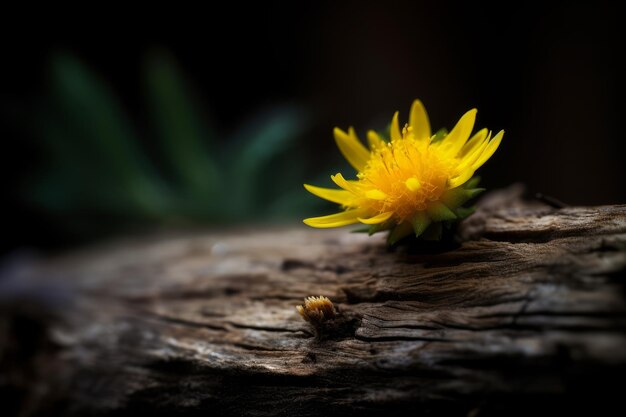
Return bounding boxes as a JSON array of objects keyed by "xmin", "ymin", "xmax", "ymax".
[
  {"xmin": 12, "ymin": 50, "xmax": 322, "ymax": 245},
  {"xmin": 50, "ymin": 53, "xmax": 170, "ymax": 218},
  {"xmin": 144, "ymin": 50, "xmax": 220, "ymax": 209},
  {"xmin": 228, "ymin": 106, "xmax": 308, "ymax": 217}
]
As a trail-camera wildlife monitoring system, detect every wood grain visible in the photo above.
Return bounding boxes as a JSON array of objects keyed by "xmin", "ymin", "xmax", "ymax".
[{"xmin": 1, "ymin": 186, "xmax": 625, "ymax": 416}]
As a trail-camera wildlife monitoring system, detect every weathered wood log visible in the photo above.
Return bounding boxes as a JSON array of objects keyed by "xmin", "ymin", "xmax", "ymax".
[{"xmin": 1, "ymin": 185, "xmax": 625, "ymax": 416}]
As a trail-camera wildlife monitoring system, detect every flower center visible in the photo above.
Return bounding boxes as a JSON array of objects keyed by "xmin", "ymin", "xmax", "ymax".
[{"xmin": 356, "ymin": 128, "xmax": 456, "ymax": 223}]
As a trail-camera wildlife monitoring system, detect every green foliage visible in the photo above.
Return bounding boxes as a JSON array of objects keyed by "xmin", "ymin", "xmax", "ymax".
[{"xmin": 22, "ymin": 51, "xmax": 324, "ymax": 239}]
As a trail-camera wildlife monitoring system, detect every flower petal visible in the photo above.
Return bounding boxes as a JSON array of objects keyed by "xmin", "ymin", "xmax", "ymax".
[
  {"xmin": 471, "ymin": 130, "xmax": 504, "ymax": 171},
  {"xmin": 331, "ymin": 172, "xmax": 360, "ymax": 193},
  {"xmin": 458, "ymin": 128, "xmax": 488, "ymax": 159},
  {"xmin": 409, "ymin": 99, "xmax": 431, "ymax": 142},
  {"xmin": 303, "ymin": 209, "xmax": 366, "ymax": 228},
  {"xmin": 449, "ymin": 128, "xmax": 499, "ymax": 188},
  {"xmin": 367, "ymin": 130, "xmax": 385, "ymax": 150},
  {"xmin": 304, "ymin": 184, "xmax": 354, "ymax": 205},
  {"xmin": 456, "ymin": 131, "xmax": 491, "ymax": 172},
  {"xmin": 390, "ymin": 111, "xmax": 402, "ymax": 142},
  {"xmin": 454, "ymin": 131, "xmax": 503, "ymax": 182},
  {"xmin": 440, "ymin": 109, "xmax": 477, "ymax": 156},
  {"xmin": 333, "ymin": 127, "xmax": 370, "ymax": 171},
  {"xmin": 358, "ymin": 211, "xmax": 394, "ymax": 225},
  {"xmin": 365, "ymin": 189, "xmax": 387, "ymax": 200},
  {"xmin": 448, "ymin": 168, "xmax": 475, "ymax": 189}
]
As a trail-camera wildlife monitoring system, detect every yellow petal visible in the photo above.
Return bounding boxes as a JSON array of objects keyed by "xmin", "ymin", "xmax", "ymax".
[
  {"xmin": 458, "ymin": 128, "xmax": 488, "ymax": 158},
  {"xmin": 405, "ymin": 177, "xmax": 421, "ymax": 192},
  {"xmin": 365, "ymin": 189, "xmax": 387, "ymax": 200},
  {"xmin": 409, "ymin": 99, "xmax": 431, "ymax": 142},
  {"xmin": 449, "ymin": 129, "xmax": 500, "ymax": 187},
  {"xmin": 440, "ymin": 109, "xmax": 477, "ymax": 156},
  {"xmin": 448, "ymin": 168, "xmax": 475, "ymax": 189},
  {"xmin": 358, "ymin": 211, "xmax": 394, "ymax": 225},
  {"xmin": 455, "ymin": 131, "xmax": 491, "ymax": 172},
  {"xmin": 303, "ymin": 209, "xmax": 366, "ymax": 228},
  {"xmin": 446, "ymin": 130, "xmax": 501, "ymax": 189},
  {"xmin": 331, "ymin": 172, "xmax": 360, "ymax": 193},
  {"xmin": 333, "ymin": 127, "xmax": 370, "ymax": 171},
  {"xmin": 304, "ymin": 184, "xmax": 354, "ymax": 205},
  {"xmin": 390, "ymin": 111, "xmax": 402, "ymax": 142},
  {"xmin": 366, "ymin": 130, "xmax": 384, "ymax": 150},
  {"xmin": 471, "ymin": 130, "xmax": 504, "ymax": 170}
]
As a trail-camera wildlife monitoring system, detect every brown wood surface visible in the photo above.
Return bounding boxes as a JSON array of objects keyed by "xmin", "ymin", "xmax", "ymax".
[{"xmin": 1, "ymin": 186, "xmax": 626, "ymax": 416}]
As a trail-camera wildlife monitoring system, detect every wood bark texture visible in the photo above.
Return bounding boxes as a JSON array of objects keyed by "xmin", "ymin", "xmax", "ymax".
[{"xmin": 1, "ymin": 186, "xmax": 626, "ymax": 416}]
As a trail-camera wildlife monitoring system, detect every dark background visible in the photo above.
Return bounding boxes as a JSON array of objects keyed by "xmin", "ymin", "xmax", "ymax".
[{"xmin": 1, "ymin": 1, "xmax": 624, "ymax": 255}]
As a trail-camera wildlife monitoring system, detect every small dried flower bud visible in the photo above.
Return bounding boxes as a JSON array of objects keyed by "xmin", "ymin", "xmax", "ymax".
[{"xmin": 296, "ymin": 296, "xmax": 337, "ymax": 329}]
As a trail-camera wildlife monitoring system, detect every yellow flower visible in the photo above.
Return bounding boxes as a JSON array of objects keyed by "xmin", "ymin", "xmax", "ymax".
[{"xmin": 303, "ymin": 99, "xmax": 504, "ymax": 243}]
